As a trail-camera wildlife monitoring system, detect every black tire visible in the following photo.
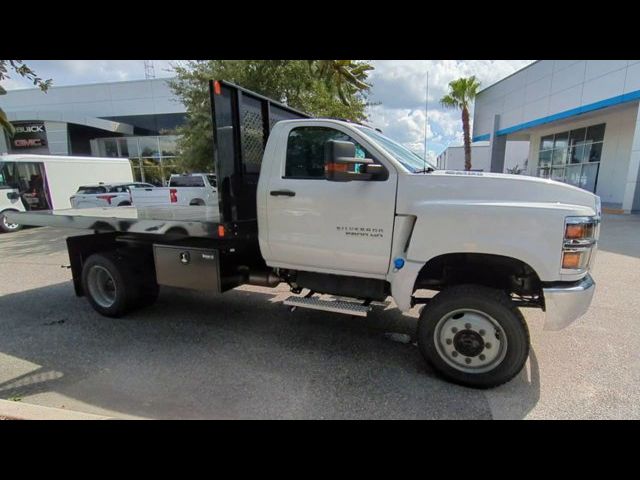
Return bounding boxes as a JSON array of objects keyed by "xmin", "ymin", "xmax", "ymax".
[
  {"xmin": 0, "ymin": 211, "xmax": 23, "ymax": 233},
  {"xmin": 417, "ymin": 284, "xmax": 530, "ymax": 389},
  {"xmin": 189, "ymin": 199, "xmax": 205, "ymax": 206},
  {"xmin": 117, "ymin": 201, "xmax": 131, "ymax": 206},
  {"xmin": 81, "ymin": 251, "xmax": 142, "ymax": 317}
]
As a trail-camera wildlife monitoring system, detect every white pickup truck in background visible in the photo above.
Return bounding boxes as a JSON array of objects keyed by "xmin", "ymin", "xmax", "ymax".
[
  {"xmin": 70, "ymin": 182, "xmax": 156, "ymax": 209},
  {"xmin": 131, "ymin": 173, "xmax": 217, "ymax": 207}
]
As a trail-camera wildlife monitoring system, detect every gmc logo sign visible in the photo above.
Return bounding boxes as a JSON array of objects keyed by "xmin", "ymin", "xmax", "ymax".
[{"xmin": 13, "ymin": 139, "xmax": 44, "ymax": 148}]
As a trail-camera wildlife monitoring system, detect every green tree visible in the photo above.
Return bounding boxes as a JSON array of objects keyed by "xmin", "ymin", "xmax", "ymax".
[
  {"xmin": 311, "ymin": 60, "xmax": 373, "ymax": 105},
  {"xmin": 0, "ymin": 61, "xmax": 52, "ymax": 137},
  {"xmin": 169, "ymin": 60, "xmax": 373, "ymax": 172},
  {"xmin": 440, "ymin": 76, "xmax": 481, "ymax": 171}
]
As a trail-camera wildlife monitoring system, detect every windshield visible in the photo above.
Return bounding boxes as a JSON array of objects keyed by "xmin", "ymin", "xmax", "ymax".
[{"xmin": 356, "ymin": 127, "xmax": 437, "ymax": 173}]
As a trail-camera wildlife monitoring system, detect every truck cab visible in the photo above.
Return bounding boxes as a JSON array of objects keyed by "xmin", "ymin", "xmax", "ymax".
[{"xmin": 258, "ymin": 118, "xmax": 597, "ymax": 317}]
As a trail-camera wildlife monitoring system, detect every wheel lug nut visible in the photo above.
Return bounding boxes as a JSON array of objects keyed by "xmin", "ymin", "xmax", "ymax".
[
  {"xmin": 465, "ymin": 323, "xmax": 472, "ymax": 330},
  {"xmin": 451, "ymin": 327, "xmax": 458, "ymax": 333},
  {"xmin": 479, "ymin": 354, "xmax": 486, "ymax": 361},
  {"xmin": 465, "ymin": 357, "xmax": 471, "ymax": 364},
  {"xmin": 485, "ymin": 342, "xmax": 492, "ymax": 349},
  {"xmin": 446, "ymin": 338, "xmax": 452, "ymax": 345},
  {"xmin": 451, "ymin": 351, "xmax": 458, "ymax": 357},
  {"xmin": 479, "ymin": 329, "xmax": 486, "ymax": 336}
]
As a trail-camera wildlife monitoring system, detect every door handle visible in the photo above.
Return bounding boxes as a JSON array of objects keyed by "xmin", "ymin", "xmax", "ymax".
[{"xmin": 270, "ymin": 189, "xmax": 296, "ymax": 197}]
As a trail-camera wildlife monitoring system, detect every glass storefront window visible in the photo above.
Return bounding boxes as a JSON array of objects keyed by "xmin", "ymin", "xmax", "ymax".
[
  {"xmin": 117, "ymin": 138, "xmax": 129, "ymax": 157},
  {"xmin": 131, "ymin": 167, "xmax": 143, "ymax": 182},
  {"xmin": 586, "ymin": 124, "xmax": 606, "ymax": 143},
  {"xmin": 141, "ymin": 157, "xmax": 164, "ymax": 186},
  {"xmin": 552, "ymin": 147, "xmax": 567, "ymax": 165},
  {"xmin": 103, "ymin": 139, "xmax": 118, "ymax": 157},
  {"xmin": 536, "ymin": 123, "xmax": 605, "ymax": 193},
  {"xmin": 582, "ymin": 163, "xmax": 599, "ymax": 192},
  {"xmin": 564, "ymin": 164, "xmax": 582, "ymax": 187},
  {"xmin": 569, "ymin": 128, "xmax": 586, "ymax": 146},
  {"xmin": 93, "ymin": 135, "xmax": 180, "ymax": 185},
  {"xmin": 159, "ymin": 136, "xmax": 178, "ymax": 157},
  {"xmin": 540, "ymin": 135, "xmax": 554, "ymax": 150},
  {"xmin": 551, "ymin": 167, "xmax": 564, "ymax": 181},
  {"xmin": 537, "ymin": 167, "xmax": 550, "ymax": 179},
  {"xmin": 589, "ymin": 142, "xmax": 603, "ymax": 162},
  {"xmin": 127, "ymin": 138, "xmax": 140, "ymax": 158},
  {"xmin": 553, "ymin": 132, "xmax": 569, "ymax": 150},
  {"xmin": 539, "ymin": 150, "xmax": 552, "ymax": 166},
  {"xmin": 569, "ymin": 144, "xmax": 587, "ymax": 164},
  {"xmin": 138, "ymin": 137, "xmax": 160, "ymax": 158}
]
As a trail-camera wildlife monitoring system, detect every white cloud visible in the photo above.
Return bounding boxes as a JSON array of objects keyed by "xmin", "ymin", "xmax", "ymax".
[{"xmin": 367, "ymin": 60, "xmax": 534, "ymax": 156}]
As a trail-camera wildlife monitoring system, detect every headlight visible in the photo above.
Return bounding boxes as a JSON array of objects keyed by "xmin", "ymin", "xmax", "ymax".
[
  {"xmin": 562, "ymin": 216, "xmax": 599, "ymax": 271},
  {"xmin": 564, "ymin": 217, "xmax": 597, "ymax": 241}
]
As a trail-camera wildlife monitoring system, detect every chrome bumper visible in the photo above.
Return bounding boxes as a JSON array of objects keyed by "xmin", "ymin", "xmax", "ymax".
[{"xmin": 542, "ymin": 274, "xmax": 595, "ymax": 330}]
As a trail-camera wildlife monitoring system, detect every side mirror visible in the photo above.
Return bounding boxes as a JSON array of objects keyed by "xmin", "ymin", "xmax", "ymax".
[{"xmin": 324, "ymin": 140, "xmax": 384, "ymax": 182}]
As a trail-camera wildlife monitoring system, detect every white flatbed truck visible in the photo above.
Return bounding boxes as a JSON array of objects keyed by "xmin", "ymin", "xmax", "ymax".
[{"xmin": 8, "ymin": 80, "xmax": 600, "ymax": 388}]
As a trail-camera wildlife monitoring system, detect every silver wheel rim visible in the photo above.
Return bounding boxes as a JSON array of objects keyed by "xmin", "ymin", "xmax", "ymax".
[
  {"xmin": 434, "ymin": 308, "xmax": 508, "ymax": 374},
  {"xmin": 2, "ymin": 216, "xmax": 19, "ymax": 230},
  {"xmin": 87, "ymin": 265, "xmax": 117, "ymax": 308}
]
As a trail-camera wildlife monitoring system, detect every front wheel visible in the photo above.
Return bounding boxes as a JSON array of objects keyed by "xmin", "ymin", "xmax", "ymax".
[
  {"xmin": 417, "ymin": 284, "xmax": 530, "ymax": 389},
  {"xmin": 0, "ymin": 211, "xmax": 22, "ymax": 233}
]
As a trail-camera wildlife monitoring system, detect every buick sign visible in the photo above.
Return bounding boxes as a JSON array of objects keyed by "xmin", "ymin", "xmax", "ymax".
[{"xmin": 10, "ymin": 121, "xmax": 48, "ymax": 153}]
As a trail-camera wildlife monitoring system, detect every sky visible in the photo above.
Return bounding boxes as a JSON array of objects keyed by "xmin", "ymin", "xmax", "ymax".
[{"xmin": 1, "ymin": 60, "xmax": 534, "ymax": 159}]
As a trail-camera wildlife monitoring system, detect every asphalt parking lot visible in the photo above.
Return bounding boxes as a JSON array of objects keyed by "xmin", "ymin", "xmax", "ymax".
[{"xmin": 0, "ymin": 214, "xmax": 639, "ymax": 419}]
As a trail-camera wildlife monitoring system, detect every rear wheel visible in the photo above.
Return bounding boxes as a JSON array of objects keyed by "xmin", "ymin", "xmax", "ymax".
[
  {"xmin": 0, "ymin": 211, "xmax": 22, "ymax": 233},
  {"xmin": 417, "ymin": 284, "xmax": 530, "ymax": 389},
  {"xmin": 81, "ymin": 251, "xmax": 158, "ymax": 317}
]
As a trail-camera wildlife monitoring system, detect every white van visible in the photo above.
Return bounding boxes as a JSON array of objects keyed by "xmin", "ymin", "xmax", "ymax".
[{"xmin": 0, "ymin": 154, "xmax": 133, "ymax": 232}]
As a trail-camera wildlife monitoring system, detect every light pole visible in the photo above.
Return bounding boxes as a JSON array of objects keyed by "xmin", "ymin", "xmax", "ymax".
[{"xmin": 423, "ymin": 70, "xmax": 429, "ymax": 164}]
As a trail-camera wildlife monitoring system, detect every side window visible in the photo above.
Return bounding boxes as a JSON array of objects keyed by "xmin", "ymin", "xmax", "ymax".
[
  {"xmin": 169, "ymin": 176, "xmax": 205, "ymax": 187},
  {"xmin": 285, "ymin": 126, "xmax": 371, "ymax": 179}
]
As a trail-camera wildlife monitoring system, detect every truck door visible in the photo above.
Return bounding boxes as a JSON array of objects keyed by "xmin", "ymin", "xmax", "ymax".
[{"xmin": 265, "ymin": 125, "xmax": 397, "ymax": 277}]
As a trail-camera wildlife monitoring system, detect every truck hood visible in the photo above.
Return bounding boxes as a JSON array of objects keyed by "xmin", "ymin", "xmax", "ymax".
[{"xmin": 396, "ymin": 170, "xmax": 600, "ymax": 216}]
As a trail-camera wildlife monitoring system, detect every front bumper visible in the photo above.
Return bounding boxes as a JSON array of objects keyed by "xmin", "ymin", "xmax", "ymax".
[{"xmin": 542, "ymin": 274, "xmax": 595, "ymax": 330}]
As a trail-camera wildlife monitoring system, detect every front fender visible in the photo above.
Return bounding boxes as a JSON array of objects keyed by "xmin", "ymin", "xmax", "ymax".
[{"xmin": 387, "ymin": 201, "xmax": 595, "ymax": 311}]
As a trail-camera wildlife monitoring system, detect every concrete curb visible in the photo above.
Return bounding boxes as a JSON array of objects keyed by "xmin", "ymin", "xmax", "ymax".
[{"xmin": 0, "ymin": 399, "xmax": 116, "ymax": 420}]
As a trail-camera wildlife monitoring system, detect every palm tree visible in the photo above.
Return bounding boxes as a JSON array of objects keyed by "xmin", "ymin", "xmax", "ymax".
[
  {"xmin": 440, "ymin": 76, "xmax": 481, "ymax": 171},
  {"xmin": 311, "ymin": 60, "xmax": 373, "ymax": 106}
]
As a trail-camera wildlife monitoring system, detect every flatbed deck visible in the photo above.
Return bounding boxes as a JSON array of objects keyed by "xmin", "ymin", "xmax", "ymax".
[{"xmin": 6, "ymin": 206, "xmax": 238, "ymax": 239}]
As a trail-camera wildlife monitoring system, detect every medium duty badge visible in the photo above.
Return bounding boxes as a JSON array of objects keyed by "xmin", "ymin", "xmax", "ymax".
[{"xmin": 179, "ymin": 251, "xmax": 191, "ymax": 265}]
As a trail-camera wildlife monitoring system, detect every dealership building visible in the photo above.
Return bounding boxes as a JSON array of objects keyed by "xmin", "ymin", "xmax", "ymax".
[
  {"xmin": 436, "ymin": 141, "xmax": 530, "ymax": 173},
  {"xmin": 473, "ymin": 60, "xmax": 640, "ymax": 213},
  {"xmin": 0, "ymin": 78, "xmax": 186, "ymax": 185}
]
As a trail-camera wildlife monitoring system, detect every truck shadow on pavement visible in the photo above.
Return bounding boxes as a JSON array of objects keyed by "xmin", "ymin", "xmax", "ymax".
[{"xmin": 0, "ymin": 281, "xmax": 540, "ymax": 419}]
